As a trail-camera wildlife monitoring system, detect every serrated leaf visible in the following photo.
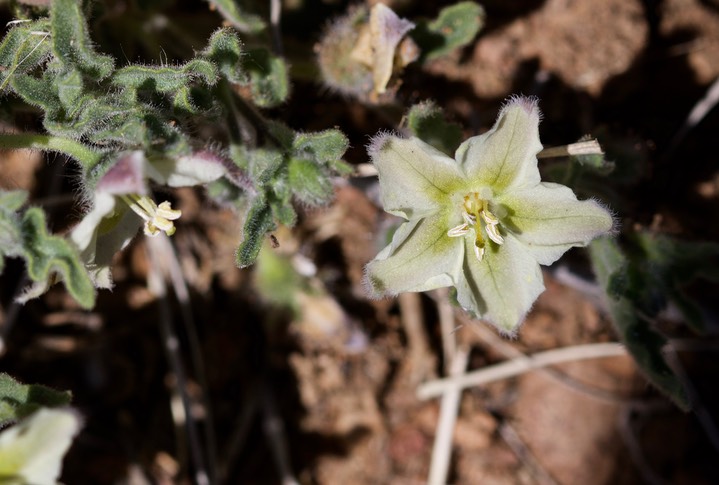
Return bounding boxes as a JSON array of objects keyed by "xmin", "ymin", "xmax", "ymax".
[
  {"xmin": 288, "ymin": 158, "xmax": 333, "ymax": 206},
  {"xmin": 0, "ymin": 374, "xmax": 72, "ymax": 427},
  {"xmin": 242, "ymin": 48, "xmax": 289, "ymax": 108},
  {"xmin": 19, "ymin": 208, "xmax": 96, "ymax": 309},
  {"xmin": 406, "ymin": 101, "xmax": 463, "ymax": 155},
  {"xmin": 412, "ymin": 2, "xmax": 484, "ymax": 61},
  {"xmin": 236, "ymin": 200, "xmax": 275, "ymax": 267},
  {"xmin": 589, "ymin": 236, "xmax": 690, "ymax": 410},
  {"xmin": 205, "ymin": 0, "xmax": 266, "ymax": 34},
  {"xmin": 51, "ymin": 0, "xmax": 114, "ymax": 79}
]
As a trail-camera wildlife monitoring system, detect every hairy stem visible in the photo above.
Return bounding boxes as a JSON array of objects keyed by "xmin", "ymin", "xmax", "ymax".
[{"xmin": 0, "ymin": 133, "xmax": 103, "ymax": 169}]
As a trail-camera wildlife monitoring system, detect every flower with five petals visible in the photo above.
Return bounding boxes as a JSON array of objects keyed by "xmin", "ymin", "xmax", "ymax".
[{"xmin": 365, "ymin": 96, "xmax": 613, "ymax": 333}]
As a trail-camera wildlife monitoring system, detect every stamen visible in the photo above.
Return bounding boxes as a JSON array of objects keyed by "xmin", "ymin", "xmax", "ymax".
[
  {"xmin": 120, "ymin": 194, "xmax": 181, "ymax": 237},
  {"xmin": 449, "ymin": 191, "xmax": 505, "ymax": 260},
  {"xmin": 448, "ymin": 223, "xmax": 470, "ymax": 238}
]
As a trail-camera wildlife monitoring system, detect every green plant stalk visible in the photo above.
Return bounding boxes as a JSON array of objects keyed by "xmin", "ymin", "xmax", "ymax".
[{"xmin": 0, "ymin": 133, "xmax": 103, "ymax": 169}]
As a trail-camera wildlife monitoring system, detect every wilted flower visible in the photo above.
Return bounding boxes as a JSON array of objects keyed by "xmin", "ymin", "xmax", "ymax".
[{"xmin": 365, "ymin": 96, "xmax": 613, "ymax": 333}]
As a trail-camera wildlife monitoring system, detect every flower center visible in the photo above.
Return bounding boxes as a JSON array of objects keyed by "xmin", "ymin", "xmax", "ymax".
[
  {"xmin": 121, "ymin": 194, "xmax": 182, "ymax": 237},
  {"xmin": 447, "ymin": 192, "xmax": 504, "ymax": 261}
]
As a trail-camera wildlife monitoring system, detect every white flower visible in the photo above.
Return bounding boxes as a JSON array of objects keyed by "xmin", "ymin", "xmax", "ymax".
[
  {"xmin": 365, "ymin": 96, "xmax": 614, "ymax": 333},
  {"xmin": 71, "ymin": 150, "xmax": 227, "ymax": 287},
  {"xmin": 0, "ymin": 409, "xmax": 81, "ymax": 485}
]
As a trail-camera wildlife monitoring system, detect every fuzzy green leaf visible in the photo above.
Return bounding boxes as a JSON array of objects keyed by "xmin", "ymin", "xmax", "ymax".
[
  {"xmin": 51, "ymin": 0, "xmax": 114, "ymax": 79},
  {"xmin": 589, "ymin": 236, "xmax": 690, "ymax": 410},
  {"xmin": 236, "ymin": 200, "xmax": 275, "ymax": 268},
  {"xmin": 293, "ymin": 129, "xmax": 349, "ymax": 167},
  {"xmin": 242, "ymin": 48, "xmax": 289, "ymax": 108},
  {"xmin": 406, "ymin": 101, "xmax": 463, "ymax": 155},
  {"xmin": 412, "ymin": 2, "xmax": 484, "ymax": 61},
  {"xmin": 205, "ymin": 0, "xmax": 266, "ymax": 34},
  {"xmin": 0, "ymin": 20, "xmax": 52, "ymax": 92},
  {"xmin": 0, "ymin": 373, "xmax": 72, "ymax": 427},
  {"xmin": 288, "ymin": 158, "xmax": 333, "ymax": 206},
  {"xmin": 19, "ymin": 208, "xmax": 96, "ymax": 309},
  {"xmin": 201, "ymin": 28, "xmax": 245, "ymax": 84},
  {"xmin": 112, "ymin": 65, "xmax": 192, "ymax": 93},
  {"xmin": 631, "ymin": 232, "xmax": 719, "ymax": 333}
]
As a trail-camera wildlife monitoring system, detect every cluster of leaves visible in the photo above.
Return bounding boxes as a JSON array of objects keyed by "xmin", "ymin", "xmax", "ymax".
[
  {"xmin": 0, "ymin": 0, "xmax": 348, "ymax": 305},
  {"xmin": 0, "ymin": 190, "xmax": 94, "ymax": 308},
  {"xmin": 590, "ymin": 233, "xmax": 719, "ymax": 410}
]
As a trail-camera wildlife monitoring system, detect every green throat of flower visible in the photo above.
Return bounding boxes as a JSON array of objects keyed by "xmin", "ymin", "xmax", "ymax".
[{"xmin": 447, "ymin": 191, "xmax": 505, "ymax": 261}]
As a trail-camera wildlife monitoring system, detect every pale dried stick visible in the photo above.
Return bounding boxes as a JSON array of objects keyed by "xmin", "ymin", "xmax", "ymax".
[
  {"xmin": 399, "ymin": 292, "xmax": 435, "ymax": 382},
  {"xmin": 151, "ymin": 234, "xmax": 218, "ymax": 483},
  {"xmin": 427, "ymin": 347, "xmax": 469, "ymax": 485},
  {"xmin": 270, "ymin": 0, "xmax": 284, "ymax": 57},
  {"xmin": 218, "ymin": 392, "xmax": 260, "ymax": 483},
  {"xmin": 465, "ymin": 317, "xmax": 636, "ymax": 404},
  {"xmin": 262, "ymin": 384, "xmax": 300, "ymax": 485},
  {"xmin": 417, "ymin": 343, "xmax": 627, "ymax": 400},
  {"xmin": 537, "ymin": 139, "xmax": 604, "ymax": 159},
  {"xmin": 433, "ymin": 288, "xmax": 457, "ymax": 374},
  {"xmin": 147, "ymin": 240, "xmax": 210, "ymax": 485}
]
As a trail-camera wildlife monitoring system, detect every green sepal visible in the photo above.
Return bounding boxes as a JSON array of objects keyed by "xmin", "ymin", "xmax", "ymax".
[
  {"xmin": 242, "ymin": 48, "xmax": 289, "ymax": 108},
  {"xmin": 406, "ymin": 101, "xmax": 463, "ymax": 155},
  {"xmin": 288, "ymin": 158, "xmax": 333, "ymax": 206},
  {"xmin": 50, "ymin": 0, "xmax": 114, "ymax": 80},
  {"xmin": 20, "ymin": 208, "xmax": 96, "ymax": 309},
  {"xmin": 0, "ymin": 374, "xmax": 72, "ymax": 428},
  {"xmin": 205, "ymin": 0, "xmax": 266, "ymax": 34},
  {"xmin": 0, "ymin": 19, "xmax": 52, "ymax": 91},
  {"xmin": 412, "ymin": 2, "xmax": 484, "ymax": 62},
  {"xmin": 236, "ymin": 199, "xmax": 275, "ymax": 268},
  {"xmin": 201, "ymin": 28, "xmax": 245, "ymax": 84},
  {"xmin": 589, "ymin": 236, "xmax": 690, "ymax": 410}
]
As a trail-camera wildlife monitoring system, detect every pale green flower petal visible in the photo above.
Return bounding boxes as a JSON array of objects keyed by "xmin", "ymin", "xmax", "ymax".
[
  {"xmin": 498, "ymin": 182, "xmax": 614, "ymax": 265},
  {"xmin": 370, "ymin": 135, "xmax": 463, "ymax": 219},
  {"xmin": 455, "ymin": 235, "xmax": 544, "ymax": 334},
  {"xmin": 366, "ymin": 213, "xmax": 463, "ymax": 296},
  {"xmin": 0, "ymin": 409, "xmax": 81, "ymax": 485},
  {"xmin": 455, "ymin": 97, "xmax": 542, "ymax": 191}
]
